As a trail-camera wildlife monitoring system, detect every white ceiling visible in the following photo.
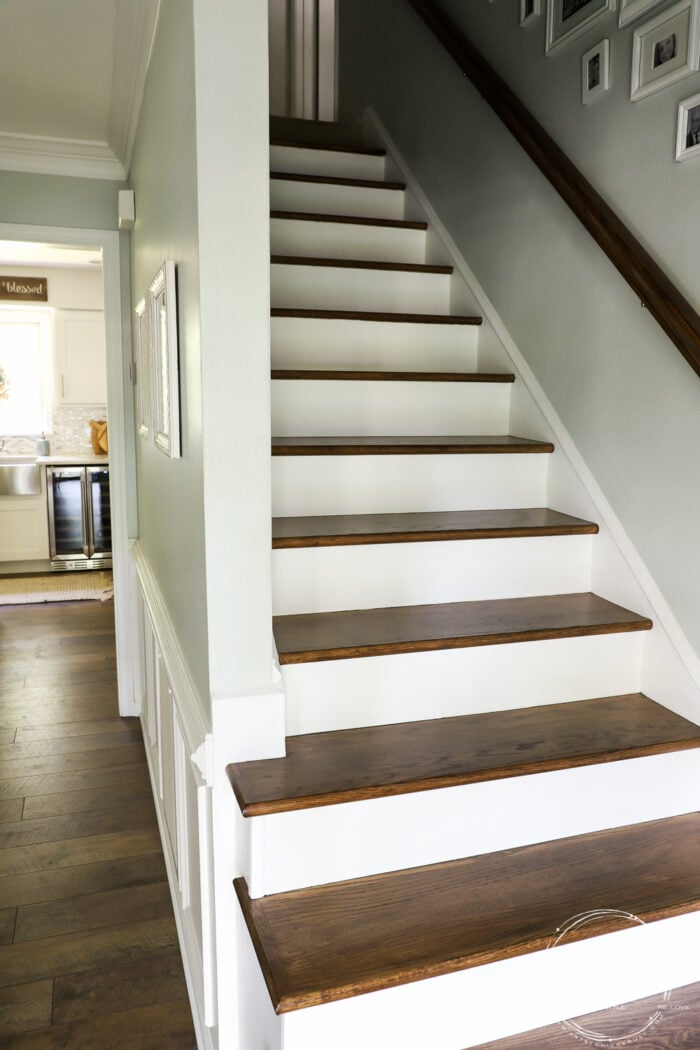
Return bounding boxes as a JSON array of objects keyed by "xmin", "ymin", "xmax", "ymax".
[{"xmin": 0, "ymin": 0, "xmax": 160, "ymax": 180}]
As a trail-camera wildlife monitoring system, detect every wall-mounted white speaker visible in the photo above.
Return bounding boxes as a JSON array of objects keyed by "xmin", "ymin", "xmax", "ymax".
[{"xmin": 118, "ymin": 190, "xmax": 135, "ymax": 230}]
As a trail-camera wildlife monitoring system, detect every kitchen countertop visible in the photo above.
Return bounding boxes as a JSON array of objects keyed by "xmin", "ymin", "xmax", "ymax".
[{"xmin": 37, "ymin": 455, "xmax": 109, "ymax": 465}]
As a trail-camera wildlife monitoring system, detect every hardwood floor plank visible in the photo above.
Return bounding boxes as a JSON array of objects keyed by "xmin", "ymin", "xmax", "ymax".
[
  {"xmin": 235, "ymin": 813, "xmax": 700, "ymax": 1012},
  {"xmin": 274, "ymin": 593, "xmax": 653, "ymax": 664},
  {"xmin": 0, "ymin": 763, "xmax": 149, "ymax": 802},
  {"xmin": 0, "ymin": 701, "xmax": 118, "ymax": 730},
  {"xmin": 0, "ymin": 999, "xmax": 197, "ymax": 1049},
  {"xmin": 52, "ymin": 947, "xmax": 190, "ymax": 1023},
  {"xmin": 0, "ymin": 916, "xmax": 180, "ymax": 989},
  {"xmin": 0, "ymin": 800, "xmax": 157, "ymax": 850},
  {"xmin": 0, "ymin": 827, "xmax": 162, "ymax": 878},
  {"xmin": 0, "ymin": 852, "xmax": 167, "ymax": 908},
  {"xmin": 15, "ymin": 719, "xmax": 134, "ymax": 742},
  {"xmin": 22, "ymin": 777, "xmax": 152, "ymax": 821},
  {"xmin": 0, "ymin": 743, "xmax": 147, "ymax": 781},
  {"xmin": 14, "ymin": 881, "xmax": 172, "ymax": 943},
  {"xmin": 0, "ymin": 730, "xmax": 18, "ymax": 744},
  {"xmin": 0, "ymin": 727, "xmax": 142, "ymax": 761},
  {"xmin": 0, "ymin": 980, "xmax": 53, "ymax": 1038},
  {"xmin": 0, "ymin": 800, "xmax": 23, "ymax": 824},
  {"xmin": 0, "ymin": 906, "xmax": 16, "ymax": 945},
  {"xmin": 229, "ymin": 694, "xmax": 700, "ymax": 815}
]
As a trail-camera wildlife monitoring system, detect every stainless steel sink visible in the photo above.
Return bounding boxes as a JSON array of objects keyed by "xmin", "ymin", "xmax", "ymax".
[{"xmin": 0, "ymin": 461, "xmax": 42, "ymax": 496}]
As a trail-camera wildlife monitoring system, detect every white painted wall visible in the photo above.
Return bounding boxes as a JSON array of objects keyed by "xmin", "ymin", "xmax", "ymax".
[{"xmin": 337, "ymin": 0, "xmax": 700, "ymax": 663}]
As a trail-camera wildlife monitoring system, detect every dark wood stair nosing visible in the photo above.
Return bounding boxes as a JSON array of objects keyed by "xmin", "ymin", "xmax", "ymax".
[
  {"xmin": 273, "ymin": 593, "xmax": 653, "ymax": 665},
  {"xmin": 270, "ymin": 369, "xmax": 515, "ymax": 384},
  {"xmin": 270, "ymin": 171, "xmax": 405, "ymax": 191},
  {"xmin": 234, "ymin": 813, "xmax": 700, "ymax": 1013},
  {"xmin": 271, "ymin": 307, "xmax": 482, "ymax": 325},
  {"xmin": 270, "ymin": 254, "xmax": 453, "ymax": 275},
  {"xmin": 271, "ymin": 435, "xmax": 554, "ymax": 457},
  {"xmin": 270, "ymin": 137, "xmax": 386, "ymax": 158},
  {"xmin": 228, "ymin": 693, "xmax": 700, "ymax": 816},
  {"xmin": 270, "ymin": 209, "xmax": 429, "ymax": 231},
  {"xmin": 270, "ymin": 507, "xmax": 598, "ymax": 548}
]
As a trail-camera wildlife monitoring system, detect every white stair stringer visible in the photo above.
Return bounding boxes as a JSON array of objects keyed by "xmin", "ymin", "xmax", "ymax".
[
  {"xmin": 271, "ymin": 377, "xmax": 512, "ymax": 436},
  {"xmin": 241, "ymin": 748, "xmax": 700, "ymax": 897},
  {"xmin": 271, "ymin": 533, "xmax": 593, "ymax": 614},
  {"xmin": 281, "ymin": 631, "xmax": 645, "ymax": 734}
]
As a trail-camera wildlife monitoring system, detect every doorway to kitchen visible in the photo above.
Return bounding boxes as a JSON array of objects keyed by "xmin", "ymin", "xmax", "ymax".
[{"xmin": 0, "ymin": 222, "xmax": 135, "ymax": 717}]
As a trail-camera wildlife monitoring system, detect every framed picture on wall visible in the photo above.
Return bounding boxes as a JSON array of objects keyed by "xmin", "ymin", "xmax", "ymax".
[
  {"xmin": 149, "ymin": 261, "xmax": 181, "ymax": 459},
  {"xmin": 676, "ymin": 91, "xmax": 700, "ymax": 159},
  {"xmin": 521, "ymin": 0, "xmax": 542, "ymax": 27},
  {"xmin": 630, "ymin": 0, "xmax": 700, "ymax": 100},
  {"xmin": 582, "ymin": 39, "xmax": 611, "ymax": 102},
  {"xmin": 546, "ymin": 0, "xmax": 616, "ymax": 55},
  {"xmin": 618, "ymin": 0, "xmax": 665, "ymax": 28}
]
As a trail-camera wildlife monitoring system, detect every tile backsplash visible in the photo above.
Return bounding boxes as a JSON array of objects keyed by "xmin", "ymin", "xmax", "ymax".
[{"xmin": 2, "ymin": 404, "xmax": 107, "ymax": 455}]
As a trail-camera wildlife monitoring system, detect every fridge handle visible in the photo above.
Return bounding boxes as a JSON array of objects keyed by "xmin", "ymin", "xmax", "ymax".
[{"xmin": 82, "ymin": 469, "xmax": 95, "ymax": 558}]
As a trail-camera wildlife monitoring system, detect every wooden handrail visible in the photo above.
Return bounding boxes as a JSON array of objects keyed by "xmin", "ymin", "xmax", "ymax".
[{"xmin": 408, "ymin": 0, "xmax": 700, "ymax": 378}]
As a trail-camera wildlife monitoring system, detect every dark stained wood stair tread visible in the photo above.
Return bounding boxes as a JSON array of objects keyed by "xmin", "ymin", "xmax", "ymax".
[
  {"xmin": 270, "ymin": 209, "xmax": 429, "ymax": 230},
  {"xmin": 234, "ymin": 812, "xmax": 700, "ymax": 1012},
  {"xmin": 228, "ymin": 693, "xmax": 700, "ymax": 815},
  {"xmin": 271, "ymin": 307, "xmax": 482, "ymax": 324},
  {"xmin": 271, "ymin": 171, "xmax": 405, "ymax": 191},
  {"xmin": 271, "ymin": 507, "xmax": 596, "ymax": 547},
  {"xmin": 271, "ymin": 369, "xmax": 515, "ymax": 384},
  {"xmin": 273, "ymin": 592, "xmax": 652, "ymax": 664},
  {"xmin": 271, "ymin": 435, "xmax": 554, "ymax": 456},
  {"xmin": 271, "ymin": 254, "xmax": 453, "ymax": 274},
  {"xmin": 270, "ymin": 137, "xmax": 386, "ymax": 157}
]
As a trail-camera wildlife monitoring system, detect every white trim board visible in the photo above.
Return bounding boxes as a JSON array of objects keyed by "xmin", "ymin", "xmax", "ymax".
[
  {"xmin": 0, "ymin": 132, "xmax": 126, "ymax": 181},
  {"xmin": 0, "ymin": 221, "xmax": 132, "ymax": 714},
  {"xmin": 361, "ymin": 106, "xmax": 700, "ymax": 709}
]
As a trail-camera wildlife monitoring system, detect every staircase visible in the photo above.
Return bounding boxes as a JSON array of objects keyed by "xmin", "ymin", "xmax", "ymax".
[{"xmin": 229, "ymin": 117, "xmax": 700, "ymax": 1049}]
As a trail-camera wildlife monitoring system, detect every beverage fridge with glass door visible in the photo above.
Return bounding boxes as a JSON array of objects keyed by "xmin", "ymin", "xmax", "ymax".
[{"xmin": 46, "ymin": 465, "xmax": 112, "ymax": 570}]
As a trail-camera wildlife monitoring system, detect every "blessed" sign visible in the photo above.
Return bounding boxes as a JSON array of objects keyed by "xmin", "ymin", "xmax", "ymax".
[{"xmin": 0, "ymin": 277, "xmax": 48, "ymax": 302}]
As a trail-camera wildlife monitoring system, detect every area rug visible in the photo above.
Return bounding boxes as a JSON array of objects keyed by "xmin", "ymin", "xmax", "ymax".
[{"xmin": 0, "ymin": 571, "xmax": 113, "ymax": 605}]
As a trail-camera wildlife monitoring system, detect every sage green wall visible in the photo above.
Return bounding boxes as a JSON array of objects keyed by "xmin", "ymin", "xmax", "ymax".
[
  {"xmin": 0, "ymin": 171, "xmax": 123, "ymax": 229},
  {"xmin": 338, "ymin": 0, "xmax": 700, "ymax": 658},
  {"xmin": 129, "ymin": 0, "xmax": 210, "ymax": 704}
]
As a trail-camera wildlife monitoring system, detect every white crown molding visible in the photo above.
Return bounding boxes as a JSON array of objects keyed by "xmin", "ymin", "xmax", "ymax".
[
  {"xmin": 0, "ymin": 131, "xmax": 125, "ymax": 180},
  {"xmin": 109, "ymin": 0, "xmax": 161, "ymax": 176}
]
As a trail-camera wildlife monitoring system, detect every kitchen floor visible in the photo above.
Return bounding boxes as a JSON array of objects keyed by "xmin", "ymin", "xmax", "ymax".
[{"xmin": 0, "ymin": 598, "xmax": 197, "ymax": 1048}]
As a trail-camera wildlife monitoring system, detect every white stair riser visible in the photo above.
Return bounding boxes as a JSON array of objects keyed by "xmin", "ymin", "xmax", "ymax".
[
  {"xmin": 277, "ymin": 914, "xmax": 700, "ymax": 1050},
  {"xmin": 271, "ymin": 317, "xmax": 480, "ymax": 372},
  {"xmin": 271, "ymin": 217, "xmax": 427, "ymax": 263},
  {"xmin": 244, "ymin": 750, "xmax": 700, "ymax": 897},
  {"xmin": 281, "ymin": 632, "xmax": 645, "ymax": 734},
  {"xmin": 271, "ymin": 144, "xmax": 386, "ymax": 181},
  {"xmin": 270, "ymin": 179, "xmax": 405, "ymax": 219},
  {"xmin": 271, "ymin": 379, "xmax": 511, "ymax": 437},
  {"xmin": 272, "ymin": 453, "xmax": 548, "ymax": 516},
  {"xmin": 272, "ymin": 535, "xmax": 593, "ymax": 614},
  {"xmin": 271, "ymin": 263, "xmax": 451, "ymax": 313}
]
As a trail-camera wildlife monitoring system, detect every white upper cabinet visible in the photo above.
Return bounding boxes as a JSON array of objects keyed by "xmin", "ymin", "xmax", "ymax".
[{"xmin": 54, "ymin": 311, "xmax": 107, "ymax": 404}]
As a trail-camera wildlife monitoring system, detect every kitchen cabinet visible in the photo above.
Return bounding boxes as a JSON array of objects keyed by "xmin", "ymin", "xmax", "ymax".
[
  {"xmin": 54, "ymin": 310, "xmax": 107, "ymax": 404},
  {"xmin": 0, "ymin": 474, "xmax": 49, "ymax": 561}
]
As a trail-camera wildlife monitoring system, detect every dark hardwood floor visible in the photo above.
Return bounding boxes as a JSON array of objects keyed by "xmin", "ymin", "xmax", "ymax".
[{"xmin": 0, "ymin": 597, "xmax": 197, "ymax": 1048}]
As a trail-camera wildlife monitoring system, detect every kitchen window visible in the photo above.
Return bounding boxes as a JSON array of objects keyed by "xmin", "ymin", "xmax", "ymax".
[{"xmin": 0, "ymin": 307, "xmax": 53, "ymax": 436}]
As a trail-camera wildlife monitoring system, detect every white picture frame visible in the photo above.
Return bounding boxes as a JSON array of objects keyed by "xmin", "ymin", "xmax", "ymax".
[
  {"xmin": 134, "ymin": 296, "xmax": 151, "ymax": 439},
  {"xmin": 582, "ymin": 39, "xmax": 611, "ymax": 102},
  {"xmin": 618, "ymin": 0, "xmax": 665, "ymax": 28},
  {"xmin": 676, "ymin": 91, "xmax": 700, "ymax": 159},
  {"xmin": 521, "ymin": 0, "xmax": 542, "ymax": 27},
  {"xmin": 148, "ymin": 261, "xmax": 181, "ymax": 459},
  {"xmin": 630, "ymin": 0, "xmax": 700, "ymax": 101},
  {"xmin": 546, "ymin": 0, "xmax": 616, "ymax": 55}
]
